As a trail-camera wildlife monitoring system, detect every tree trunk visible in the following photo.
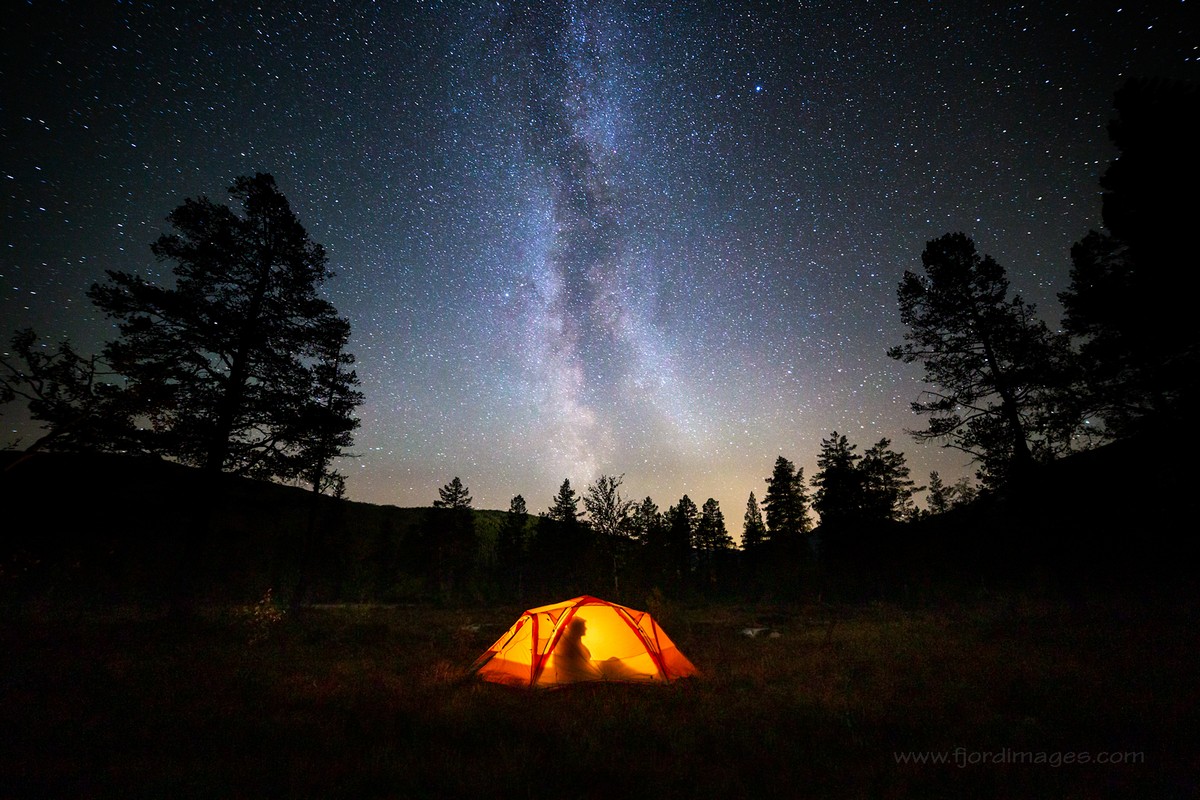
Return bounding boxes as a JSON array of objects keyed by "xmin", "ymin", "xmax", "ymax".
[{"xmin": 204, "ymin": 234, "xmax": 274, "ymax": 474}]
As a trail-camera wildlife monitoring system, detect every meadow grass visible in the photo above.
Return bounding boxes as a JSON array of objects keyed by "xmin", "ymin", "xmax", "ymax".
[{"xmin": 1, "ymin": 593, "xmax": 1192, "ymax": 799}]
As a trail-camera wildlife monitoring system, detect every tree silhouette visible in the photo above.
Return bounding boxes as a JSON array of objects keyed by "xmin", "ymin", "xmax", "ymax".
[
  {"xmin": 889, "ymin": 233, "xmax": 1079, "ymax": 486},
  {"xmin": 434, "ymin": 476, "xmax": 473, "ymax": 509},
  {"xmin": 859, "ymin": 438, "xmax": 919, "ymax": 522},
  {"xmin": 287, "ymin": 316, "xmax": 362, "ymax": 496},
  {"xmin": 86, "ymin": 173, "xmax": 360, "ymax": 481},
  {"xmin": 695, "ymin": 498, "xmax": 732, "ymax": 550},
  {"xmin": 583, "ymin": 473, "xmax": 634, "ymax": 539},
  {"xmin": 547, "ymin": 478, "xmax": 580, "ymax": 523},
  {"xmin": 811, "ymin": 432, "xmax": 863, "ymax": 530},
  {"xmin": 694, "ymin": 498, "xmax": 732, "ymax": 589},
  {"xmin": 630, "ymin": 496, "xmax": 663, "ymax": 545},
  {"xmin": 664, "ymin": 495, "xmax": 699, "ymax": 587},
  {"xmin": 739, "ymin": 491, "xmax": 768, "ymax": 591},
  {"xmin": 1060, "ymin": 78, "xmax": 1200, "ymax": 436},
  {"xmin": 741, "ymin": 492, "xmax": 767, "ymax": 552},
  {"xmin": 926, "ymin": 470, "xmax": 952, "ymax": 515},
  {"xmin": 763, "ymin": 456, "xmax": 811, "ymax": 541},
  {"xmin": 426, "ymin": 476, "xmax": 476, "ymax": 599},
  {"xmin": 288, "ymin": 319, "xmax": 362, "ymax": 608},
  {"xmin": 531, "ymin": 478, "xmax": 591, "ymax": 595},
  {"xmin": 813, "ymin": 433, "xmax": 919, "ymax": 532},
  {"xmin": 496, "ymin": 494, "xmax": 529, "ymax": 600},
  {"xmin": 583, "ymin": 474, "xmax": 635, "ymax": 594},
  {"xmin": 951, "ymin": 475, "xmax": 978, "ymax": 508},
  {"xmin": 631, "ymin": 496, "xmax": 667, "ymax": 588},
  {"xmin": 0, "ymin": 328, "xmax": 131, "ymax": 453}
]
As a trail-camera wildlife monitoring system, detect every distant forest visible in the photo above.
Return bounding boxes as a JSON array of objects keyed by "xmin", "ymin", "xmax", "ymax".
[{"xmin": 2, "ymin": 78, "xmax": 1197, "ymax": 609}]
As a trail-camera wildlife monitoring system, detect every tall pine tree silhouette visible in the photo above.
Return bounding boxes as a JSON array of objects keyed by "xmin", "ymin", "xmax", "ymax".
[{"xmin": 88, "ymin": 173, "xmax": 360, "ymax": 482}]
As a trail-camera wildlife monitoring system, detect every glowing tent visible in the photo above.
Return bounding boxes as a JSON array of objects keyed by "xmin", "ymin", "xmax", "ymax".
[{"xmin": 470, "ymin": 595, "xmax": 699, "ymax": 688}]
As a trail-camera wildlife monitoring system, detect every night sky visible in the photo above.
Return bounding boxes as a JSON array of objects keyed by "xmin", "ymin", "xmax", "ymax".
[{"xmin": 3, "ymin": 1, "xmax": 1196, "ymax": 523}]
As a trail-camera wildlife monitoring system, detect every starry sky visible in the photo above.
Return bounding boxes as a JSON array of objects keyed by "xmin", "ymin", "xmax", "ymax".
[{"xmin": 3, "ymin": 1, "xmax": 1197, "ymax": 525}]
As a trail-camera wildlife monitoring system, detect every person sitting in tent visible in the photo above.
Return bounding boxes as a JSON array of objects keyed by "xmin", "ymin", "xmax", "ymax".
[
  {"xmin": 553, "ymin": 617, "xmax": 601, "ymax": 681},
  {"xmin": 471, "ymin": 595, "xmax": 699, "ymax": 687}
]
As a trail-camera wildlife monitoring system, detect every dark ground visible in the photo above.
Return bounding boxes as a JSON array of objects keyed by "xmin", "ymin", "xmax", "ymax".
[{"xmin": 1, "ymin": 593, "xmax": 1195, "ymax": 799}]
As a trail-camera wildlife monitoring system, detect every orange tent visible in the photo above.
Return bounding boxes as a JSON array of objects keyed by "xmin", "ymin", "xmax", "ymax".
[{"xmin": 470, "ymin": 595, "xmax": 699, "ymax": 688}]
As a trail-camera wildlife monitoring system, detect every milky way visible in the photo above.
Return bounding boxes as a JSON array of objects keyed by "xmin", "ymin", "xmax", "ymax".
[
  {"xmin": 2, "ymin": 1, "xmax": 1196, "ymax": 526},
  {"xmin": 485, "ymin": 3, "xmax": 704, "ymax": 481}
]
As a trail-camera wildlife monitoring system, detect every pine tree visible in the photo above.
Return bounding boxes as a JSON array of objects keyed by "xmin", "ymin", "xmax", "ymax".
[
  {"xmin": 814, "ymin": 434, "xmax": 919, "ymax": 528},
  {"xmin": 926, "ymin": 471, "xmax": 951, "ymax": 515},
  {"xmin": 696, "ymin": 498, "xmax": 732, "ymax": 551},
  {"xmin": 632, "ymin": 496, "xmax": 667, "ymax": 588},
  {"xmin": 547, "ymin": 478, "xmax": 580, "ymax": 523},
  {"xmin": 0, "ymin": 328, "xmax": 131, "ymax": 453},
  {"xmin": 496, "ymin": 495, "xmax": 529, "ymax": 600},
  {"xmin": 859, "ymin": 438, "xmax": 919, "ymax": 522},
  {"xmin": 664, "ymin": 495, "xmax": 699, "ymax": 584},
  {"xmin": 434, "ymin": 476, "xmax": 473, "ymax": 509},
  {"xmin": 811, "ymin": 432, "xmax": 864, "ymax": 530},
  {"xmin": 630, "ymin": 496, "xmax": 663, "ymax": 545},
  {"xmin": 1059, "ymin": 78, "xmax": 1200, "ymax": 435},
  {"xmin": 533, "ymin": 478, "xmax": 590, "ymax": 595},
  {"xmin": 694, "ymin": 498, "xmax": 732, "ymax": 589},
  {"xmin": 426, "ymin": 476, "xmax": 476, "ymax": 598},
  {"xmin": 951, "ymin": 476, "xmax": 978, "ymax": 508},
  {"xmin": 763, "ymin": 456, "xmax": 811, "ymax": 541},
  {"xmin": 287, "ymin": 318, "xmax": 362, "ymax": 609},
  {"xmin": 741, "ymin": 492, "xmax": 767, "ymax": 551},
  {"xmin": 287, "ymin": 316, "xmax": 362, "ymax": 496},
  {"xmin": 739, "ymin": 490, "xmax": 768, "ymax": 591},
  {"xmin": 889, "ymin": 233, "xmax": 1080, "ymax": 486},
  {"xmin": 86, "ymin": 173, "xmax": 361, "ymax": 480}
]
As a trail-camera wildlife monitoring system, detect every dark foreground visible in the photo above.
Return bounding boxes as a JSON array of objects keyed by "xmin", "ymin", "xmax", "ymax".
[{"xmin": 2, "ymin": 594, "xmax": 1195, "ymax": 799}]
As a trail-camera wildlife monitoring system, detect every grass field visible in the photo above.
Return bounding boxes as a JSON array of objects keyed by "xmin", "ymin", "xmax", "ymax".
[{"xmin": 2, "ymin": 592, "xmax": 1194, "ymax": 799}]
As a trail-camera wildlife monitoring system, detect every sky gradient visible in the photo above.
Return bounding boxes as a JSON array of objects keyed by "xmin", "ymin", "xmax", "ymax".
[{"xmin": 3, "ymin": 1, "xmax": 1197, "ymax": 524}]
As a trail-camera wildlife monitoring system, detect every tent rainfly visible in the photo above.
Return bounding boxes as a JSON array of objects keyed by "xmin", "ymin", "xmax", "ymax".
[{"xmin": 469, "ymin": 595, "xmax": 699, "ymax": 688}]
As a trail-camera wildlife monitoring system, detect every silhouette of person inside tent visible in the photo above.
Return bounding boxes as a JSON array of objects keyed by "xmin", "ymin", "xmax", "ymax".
[
  {"xmin": 553, "ymin": 618, "xmax": 601, "ymax": 681},
  {"xmin": 553, "ymin": 616, "xmax": 643, "ymax": 682}
]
